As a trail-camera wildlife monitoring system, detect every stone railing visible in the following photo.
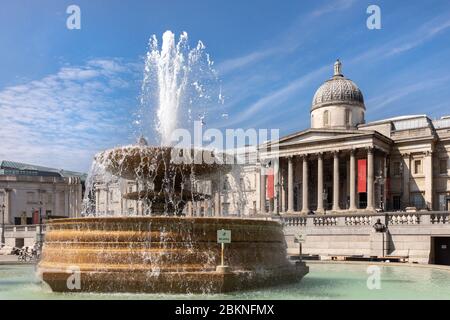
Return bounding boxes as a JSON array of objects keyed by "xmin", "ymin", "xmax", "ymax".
[
  {"xmin": 388, "ymin": 213, "xmax": 420, "ymax": 225},
  {"xmin": 430, "ymin": 212, "xmax": 450, "ymax": 224},
  {"xmin": 280, "ymin": 211, "xmax": 450, "ymax": 227},
  {"xmin": 2, "ymin": 224, "xmax": 45, "ymax": 234},
  {"xmin": 282, "ymin": 216, "xmax": 307, "ymax": 226},
  {"xmin": 313, "ymin": 216, "xmax": 338, "ymax": 226},
  {"xmin": 345, "ymin": 215, "xmax": 372, "ymax": 226}
]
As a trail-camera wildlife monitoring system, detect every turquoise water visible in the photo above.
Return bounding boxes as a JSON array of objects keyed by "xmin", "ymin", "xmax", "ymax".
[{"xmin": 0, "ymin": 263, "xmax": 449, "ymax": 299}]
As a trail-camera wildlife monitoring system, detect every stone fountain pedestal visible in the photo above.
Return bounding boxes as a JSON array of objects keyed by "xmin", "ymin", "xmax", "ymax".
[{"xmin": 38, "ymin": 217, "xmax": 308, "ymax": 293}]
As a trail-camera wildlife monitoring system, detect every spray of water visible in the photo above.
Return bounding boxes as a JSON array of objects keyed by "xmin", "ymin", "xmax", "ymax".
[{"xmin": 138, "ymin": 30, "xmax": 222, "ymax": 146}]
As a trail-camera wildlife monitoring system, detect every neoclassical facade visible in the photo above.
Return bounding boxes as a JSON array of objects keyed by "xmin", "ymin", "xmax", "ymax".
[
  {"xmin": 0, "ymin": 160, "xmax": 85, "ymax": 224},
  {"xmin": 256, "ymin": 60, "xmax": 450, "ymax": 215}
]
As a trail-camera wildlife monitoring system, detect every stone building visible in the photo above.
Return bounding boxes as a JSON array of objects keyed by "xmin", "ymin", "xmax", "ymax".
[
  {"xmin": 0, "ymin": 160, "xmax": 85, "ymax": 247},
  {"xmin": 257, "ymin": 60, "xmax": 450, "ymax": 215}
]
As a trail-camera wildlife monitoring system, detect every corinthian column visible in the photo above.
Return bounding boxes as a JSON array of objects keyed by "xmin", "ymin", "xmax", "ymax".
[
  {"xmin": 287, "ymin": 156, "xmax": 294, "ymax": 213},
  {"xmin": 349, "ymin": 149, "xmax": 357, "ymax": 211},
  {"xmin": 260, "ymin": 167, "xmax": 267, "ymax": 214},
  {"xmin": 367, "ymin": 147, "xmax": 375, "ymax": 211},
  {"xmin": 317, "ymin": 153, "xmax": 324, "ymax": 213},
  {"xmin": 332, "ymin": 151, "xmax": 340, "ymax": 211},
  {"xmin": 302, "ymin": 155, "xmax": 309, "ymax": 214}
]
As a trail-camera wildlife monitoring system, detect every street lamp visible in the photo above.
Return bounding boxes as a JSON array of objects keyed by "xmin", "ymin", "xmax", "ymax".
[
  {"xmin": 275, "ymin": 181, "xmax": 281, "ymax": 215},
  {"xmin": 37, "ymin": 200, "xmax": 43, "ymax": 251},
  {"xmin": 1, "ymin": 204, "xmax": 5, "ymax": 247}
]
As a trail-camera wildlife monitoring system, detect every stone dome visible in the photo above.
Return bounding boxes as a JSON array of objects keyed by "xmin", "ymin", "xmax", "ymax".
[
  {"xmin": 311, "ymin": 60, "xmax": 365, "ymax": 111},
  {"xmin": 310, "ymin": 60, "xmax": 366, "ymax": 129}
]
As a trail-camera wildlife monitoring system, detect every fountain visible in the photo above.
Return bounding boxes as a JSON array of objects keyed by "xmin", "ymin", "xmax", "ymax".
[{"xmin": 37, "ymin": 31, "xmax": 308, "ymax": 293}]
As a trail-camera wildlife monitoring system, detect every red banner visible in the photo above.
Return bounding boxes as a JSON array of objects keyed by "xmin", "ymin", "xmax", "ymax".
[
  {"xmin": 358, "ymin": 159, "xmax": 367, "ymax": 193},
  {"xmin": 266, "ymin": 169, "xmax": 274, "ymax": 199},
  {"xmin": 32, "ymin": 210, "xmax": 39, "ymax": 225}
]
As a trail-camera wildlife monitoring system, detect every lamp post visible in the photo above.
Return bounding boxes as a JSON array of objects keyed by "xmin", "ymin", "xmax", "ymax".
[
  {"xmin": 1, "ymin": 204, "xmax": 5, "ymax": 246},
  {"xmin": 275, "ymin": 181, "xmax": 281, "ymax": 215},
  {"xmin": 37, "ymin": 201, "xmax": 43, "ymax": 251}
]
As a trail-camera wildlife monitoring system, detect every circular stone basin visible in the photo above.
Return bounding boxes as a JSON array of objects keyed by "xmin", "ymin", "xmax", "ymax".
[
  {"xmin": 37, "ymin": 217, "xmax": 308, "ymax": 293},
  {"xmin": 95, "ymin": 146, "xmax": 232, "ymax": 181}
]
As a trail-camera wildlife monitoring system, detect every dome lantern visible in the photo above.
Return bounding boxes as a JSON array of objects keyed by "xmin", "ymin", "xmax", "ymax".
[{"xmin": 333, "ymin": 59, "xmax": 342, "ymax": 77}]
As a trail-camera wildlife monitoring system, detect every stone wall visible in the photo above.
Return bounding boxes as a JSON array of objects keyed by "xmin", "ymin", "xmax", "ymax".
[{"xmin": 281, "ymin": 212, "xmax": 450, "ymax": 264}]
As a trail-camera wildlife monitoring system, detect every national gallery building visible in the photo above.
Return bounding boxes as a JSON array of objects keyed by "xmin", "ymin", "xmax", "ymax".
[{"xmin": 256, "ymin": 60, "xmax": 450, "ymax": 215}]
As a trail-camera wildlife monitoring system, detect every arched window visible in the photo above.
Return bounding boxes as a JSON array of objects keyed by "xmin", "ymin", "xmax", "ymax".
[{"xmin": 323, "ymin": 110, "xmax": 329, "ymax": 126}]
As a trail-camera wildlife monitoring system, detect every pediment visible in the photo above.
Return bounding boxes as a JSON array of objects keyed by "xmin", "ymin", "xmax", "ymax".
[{"xmin": 278, "ymin": 129, "xmax": 371, "ymax": 146}]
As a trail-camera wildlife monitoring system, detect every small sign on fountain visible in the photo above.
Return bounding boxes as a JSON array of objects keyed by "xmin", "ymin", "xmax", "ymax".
[{"xmin": 216, "ymin": 229, "xmax": 231, "ymax": 273}]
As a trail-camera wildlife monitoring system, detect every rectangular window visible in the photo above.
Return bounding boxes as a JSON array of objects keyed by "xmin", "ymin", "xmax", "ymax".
[
  {"xmin": 411, "ymin": 193, "xmax": 425, "ymax": 209},
  {"xmin": 414, "ymin": 160, "xmax": 422, "ymax": 174},
  {"xmin": 439, "ymin": 194, "xmax": 447, "ymax": 211},
  {"xmin": 439, "ymin": 159, "xmax": 447, "ymax": 174},
  {"xmin": 393, "ymin": 161, "xmax": 401, "ymax": 176},
  {"xmin": 345, "ymin": 109, "xmax": 350, "ymax": 125},
  {"xmin": 393, "ymin": 195, "xmax": 401, "ymax": 210}
]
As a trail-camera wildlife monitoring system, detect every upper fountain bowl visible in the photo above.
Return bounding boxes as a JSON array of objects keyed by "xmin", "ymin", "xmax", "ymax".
[{"xmin": 95, "ymin": 145, "xmax": 232, "ymax": 181}]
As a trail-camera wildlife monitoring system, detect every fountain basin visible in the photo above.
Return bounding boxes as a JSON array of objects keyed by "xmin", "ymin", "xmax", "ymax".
[{"xmin": 38, "ymin": 217, "xmax": 308, "ymax": 293}]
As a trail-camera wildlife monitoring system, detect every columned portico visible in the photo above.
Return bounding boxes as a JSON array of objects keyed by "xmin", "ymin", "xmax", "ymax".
[{"xmin": 264, "ymin": 140, "xmax": 390, "ymax": 215}]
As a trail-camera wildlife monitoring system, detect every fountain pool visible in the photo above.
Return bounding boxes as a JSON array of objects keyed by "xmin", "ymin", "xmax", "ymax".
[{"xmin": 3, "ymin": 263, "xmax": 450, "ymax": 299}]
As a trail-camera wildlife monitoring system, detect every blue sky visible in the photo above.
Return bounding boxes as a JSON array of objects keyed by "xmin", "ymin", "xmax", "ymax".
[{"xmin": 0, "ymin": 0, "xmax": 449, "ymax": 172}]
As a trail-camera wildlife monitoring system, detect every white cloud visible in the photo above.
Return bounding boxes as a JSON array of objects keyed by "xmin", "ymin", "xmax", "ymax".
[
  {"xmin": 0, "ymin": 58, "xmax": 138, "ymax": 172},
  {"xmin": 218, "ymin": 64, "xmax": 329, "ymax": 128}
]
